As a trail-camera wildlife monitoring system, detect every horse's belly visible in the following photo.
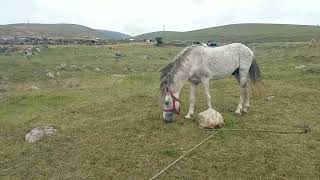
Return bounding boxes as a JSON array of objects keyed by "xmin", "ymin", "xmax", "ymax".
[{"xmin": 207, "ymin": 58, "xmax": 239, "ymax": 80}]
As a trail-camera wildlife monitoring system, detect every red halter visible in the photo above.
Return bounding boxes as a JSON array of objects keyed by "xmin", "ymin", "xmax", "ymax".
[{"xmin": 163, "ymin": 88, "xmax": 181, "ymax": 115}]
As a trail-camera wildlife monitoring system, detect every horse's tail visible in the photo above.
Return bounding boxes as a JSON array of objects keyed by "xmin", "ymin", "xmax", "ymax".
[{"xmin": 249, "ymin": 57, "xmax": 265, "ymax": 96}]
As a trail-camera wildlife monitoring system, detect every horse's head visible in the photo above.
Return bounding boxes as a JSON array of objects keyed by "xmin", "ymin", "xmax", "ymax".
[{"xmin": 162, "ymin": 86, "xmax": 181, "ymax": 123}]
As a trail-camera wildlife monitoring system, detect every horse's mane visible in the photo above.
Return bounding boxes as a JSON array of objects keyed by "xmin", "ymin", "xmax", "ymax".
[{"xmin": 160, "ymin": 45, "xmax": 195, "ymax": 102}]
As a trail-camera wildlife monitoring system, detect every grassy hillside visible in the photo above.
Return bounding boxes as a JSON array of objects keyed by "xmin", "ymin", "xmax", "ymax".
[
  {"xmin": 135, "ymin": 23, "xmax": 320, "ymax": 43},
  {"xmin": 0, "ymin": 42, "xmax": 319, "ymax": 179},
  {"xmin": 0, "ymin": 23, "xmax": 131, "ymax": 40},
  {"xmin": 95, "ymin": 29, "xmax": 131, "ymax": 40}
]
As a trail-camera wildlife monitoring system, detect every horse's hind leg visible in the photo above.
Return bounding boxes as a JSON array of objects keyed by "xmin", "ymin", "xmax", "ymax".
[
  {"xmin": 185, "ymin": 82, "xmax": 197, "ymax": 119},
  {"xmin": 242, "ymin": 84, "xmax": 250, "ymax": 113},
  {"xmin": 234, "ymin": 72, "xmax": 249, "ymax": 115}
]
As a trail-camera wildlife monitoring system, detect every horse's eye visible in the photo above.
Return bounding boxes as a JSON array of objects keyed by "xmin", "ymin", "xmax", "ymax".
[{"xmin": 165, "ymin": 101, "xmax": 170, "ymax": 105}]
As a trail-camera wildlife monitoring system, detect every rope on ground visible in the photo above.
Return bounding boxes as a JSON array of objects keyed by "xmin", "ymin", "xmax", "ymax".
[
  {"xmin": 149, "ymin": 125, "xmax": 311, "ymax": 180},
  {"xmin": 208, "ymin": 125, "xmax": 311, "ymax": 134},
  {"xmin": 149, "ymin": 130, "xmax": 221, "ymax": 180}
]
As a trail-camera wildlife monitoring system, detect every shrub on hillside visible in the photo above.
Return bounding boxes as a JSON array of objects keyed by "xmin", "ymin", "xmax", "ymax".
[{"xmin": 155, "ymin": 37, "xmax": 163, "ymax": 46}]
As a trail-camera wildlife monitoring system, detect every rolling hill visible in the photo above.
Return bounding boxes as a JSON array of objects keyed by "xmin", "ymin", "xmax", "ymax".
[
  {"xmin": 95, "ymin": 29, "xmax": 131, "ymax": 40},
  {"xmin": 135, "ymin": 23, "xmax": 320, "ymax": 43},
  {"xmin": 0, "ymin": 23, "xmax": 131, "ymax": 40}
]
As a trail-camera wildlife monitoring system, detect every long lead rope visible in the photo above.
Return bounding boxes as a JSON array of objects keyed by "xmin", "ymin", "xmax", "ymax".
[
  {"xmin": 149, "ymin": 130, "xmax": 221, "ymax": 180},
  {"xmin": 208, "ymin": 125, "xmax": 311, "ymax": 134},
  {"xmin": 149, "ymin": 125, "xmax": 311, "ymax": 180}
]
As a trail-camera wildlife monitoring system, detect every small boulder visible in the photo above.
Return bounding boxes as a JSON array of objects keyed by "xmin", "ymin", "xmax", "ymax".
[
  {"xmin": 295, "ymin": 65, "xmax": 307, "ymax": 69},
  {"xmin": 264, "ymin": 96, "xmax": 275, "ymax": 101},
  {"xmin": 29, "ymin": 85, "xmax": 40, "ymax": 91},
  {"xmin": 56, "ymin": 63, "xmax": 67, "ymax": 70},
  {"xmin": 46, "ymin": 72, "xmax": 55, "ymax": 79},
  {"xmin": 95, "ymin": 68, "xmax": 101, "ymax": 72},
  {"xmin": 25, "ymin": 126, "xmax": 58, "ymax": 143},
  {"xmin": 197, "ymin": 109, "xmax": 224, "ymax": 129},
  {"xmin": 143, "ymin": 54, "xmax": 151, "ymax": 60}
]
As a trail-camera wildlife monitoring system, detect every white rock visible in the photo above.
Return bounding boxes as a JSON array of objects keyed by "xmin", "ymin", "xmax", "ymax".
[
  {"xmin": 264, "ymin": 96, "xmax": 275, "ymax": 101},
  {"xmin": 295, "ymin": 65, "xmax": 307, "ymax": 69},
  {"xmin": 69, "ymin": 65, "xmax": 77, "ymax": 68},
  {"xmin": 95, "ymin": 68, "xmax": 101, "ymax": 72},
  {"xmin": 29, "ymin": 85, "xmax": 40, "ymax": 91},
  {"xmin": 143, "ymin": 54, "xmax": 151, "ymax": 60},
  {"xmin": 197, "ymin": 109, "xmax": 224, "ymax": 129},
  {"xmin": 46, "ymin": 72, "xmax": 55, "ymax": 79},
  {"xmin": 25, "ymin": 126, "xmax": 58, "ymax": 143}
]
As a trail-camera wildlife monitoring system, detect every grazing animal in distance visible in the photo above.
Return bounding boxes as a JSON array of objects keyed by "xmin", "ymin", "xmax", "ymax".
[{"xmin": 207, "ymin": 41, "xmax": 217, "ymax": 47}]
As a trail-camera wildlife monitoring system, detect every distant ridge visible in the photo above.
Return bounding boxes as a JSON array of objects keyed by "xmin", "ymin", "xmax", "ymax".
[
  {"xmin": 95, "ymin": 29, "xmax": 131, "ymax": 40},
  {"xmin": 135, "ymin": 23, "xmax": 320, "ymax": 43},
  {"xmin": 0, "ymin": 23, "xmax": 131, "ymax": 40}
]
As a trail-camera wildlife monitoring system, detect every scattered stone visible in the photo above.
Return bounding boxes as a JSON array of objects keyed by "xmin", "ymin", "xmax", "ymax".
[
  {"xmin": 295, "ymin": 65, "xmax": 307, "ymax": 69},
  {"xmin": 46, "ymin": 72, "xmax": 55, "ymax": 79},
  {"xmin": 264, "ymin": 96, "xmax": 275, "ymax": 101},
  {"xmin": 25, "ymin": 126, "xmax": 58, "ymax": 143},
  {"xmin": 56, "ymin": 63, "xmax": 67, "ymax": 70},
  {"xmin": 112, "ymin": 74, "xmax": 126, "ymax": 77},
  {"xmin": 143, "ymin": 54, "xmax": 151, "ymax": 60},
  {"xmin": 69, "ymin": 64, "xmax": 77, "ymax": 69},
  {"xmin": 114, "ymin": 52, "xmax": 126, "ymax": 60},
  {"xmin": 29, "ymin": 85, "xmax": 40, "ymax": 91},
  {"xmin": 115, "ymin": 52, "xmax": 125, "ymax": 57},
  {"xmin": 23, "ymin": 45, "xmax": 48, "ymax": 57},
  {"xmin": 197, "ymin": 109, "xmax": 224, "ymax": 129},
  {"xmin": 24, "ymin": 47, "xmax": 34, "ymax": 57},
  {"xmin": 309, "ymin": 38, "xmax": 318, "ymax": 48},
  {"xmin": 95, "ymin": 68, "xmax": 101, "ymax": 72},
  {"xmin": 56, "ymin": 71, "xmax": 60, "ymax": 77},
  {"xmin": 123, "ymin": 67, "xmax": 128, "ymax": 71}
]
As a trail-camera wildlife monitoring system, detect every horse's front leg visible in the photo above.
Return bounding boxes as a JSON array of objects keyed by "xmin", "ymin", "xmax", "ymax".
[
  {"xmin": 185, "ymin": 82, "xmax": 197, "ymax": 119},
  {"xmin": 201, "ymin": 77, "xmax": 213, "ymax": 110}
]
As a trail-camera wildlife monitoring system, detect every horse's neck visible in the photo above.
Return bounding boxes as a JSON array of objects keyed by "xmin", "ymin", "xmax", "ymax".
[{"xmin": 170, "ymin": 60, "xmax": 191, "ymax": 97}]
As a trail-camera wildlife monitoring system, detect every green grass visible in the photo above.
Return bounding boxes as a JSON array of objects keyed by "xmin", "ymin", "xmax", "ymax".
[
  {"xmin": 0, "ymin": 42, "xmax": 319, "ymax": 179},
  {"xmin": 135, "ymin": 23, "xmax": 320, "ymax": 43}
]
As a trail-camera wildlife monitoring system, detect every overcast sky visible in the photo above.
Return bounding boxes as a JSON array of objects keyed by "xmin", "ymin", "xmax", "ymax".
[{"xmin": 1, "ymin": 0, "xmax": 319, "ymax": 36}]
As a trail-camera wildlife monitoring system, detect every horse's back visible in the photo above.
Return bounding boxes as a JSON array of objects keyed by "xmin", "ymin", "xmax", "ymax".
[{"xmin": 190, "ymin": 43, "xmax": 254, "ymax": 80}]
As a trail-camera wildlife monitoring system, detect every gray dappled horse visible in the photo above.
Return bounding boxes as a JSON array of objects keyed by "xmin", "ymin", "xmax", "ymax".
[{"xmin": 160, "ymin": 43, "xmax": 265, "ymax": 123}]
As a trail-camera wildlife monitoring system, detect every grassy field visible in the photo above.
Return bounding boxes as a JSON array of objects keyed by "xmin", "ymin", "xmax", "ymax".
[
  {"xmin": 0, "ymin": 42, "xmax": 319, "ymax": 179},
  {"xmin": 135, "ymin": 23, "xmax": 320, "ymax": 43}
]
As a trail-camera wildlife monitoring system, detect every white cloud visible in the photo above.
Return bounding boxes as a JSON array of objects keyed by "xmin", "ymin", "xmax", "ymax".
[{"xmin": 1, "ymin": 0, "xmax": 320, "ymax": 35}]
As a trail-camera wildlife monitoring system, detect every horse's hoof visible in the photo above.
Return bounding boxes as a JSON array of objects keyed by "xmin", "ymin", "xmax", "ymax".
[
  {"xmin": 242, "ymin": 107, "xmax": 248, "ymax": 113},
  {"xmin": 235, "ymin": 110, "xmax": 242, "ymax": 116},
  {"xmin": 185, "ymin": 114, "xmax": 192, "ymax": 119}
]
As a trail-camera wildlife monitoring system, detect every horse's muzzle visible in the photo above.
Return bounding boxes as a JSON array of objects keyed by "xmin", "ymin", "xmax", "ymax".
[{"xmin": 163, "ymin": 112, "xmax": 174, "ymax": 123}]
